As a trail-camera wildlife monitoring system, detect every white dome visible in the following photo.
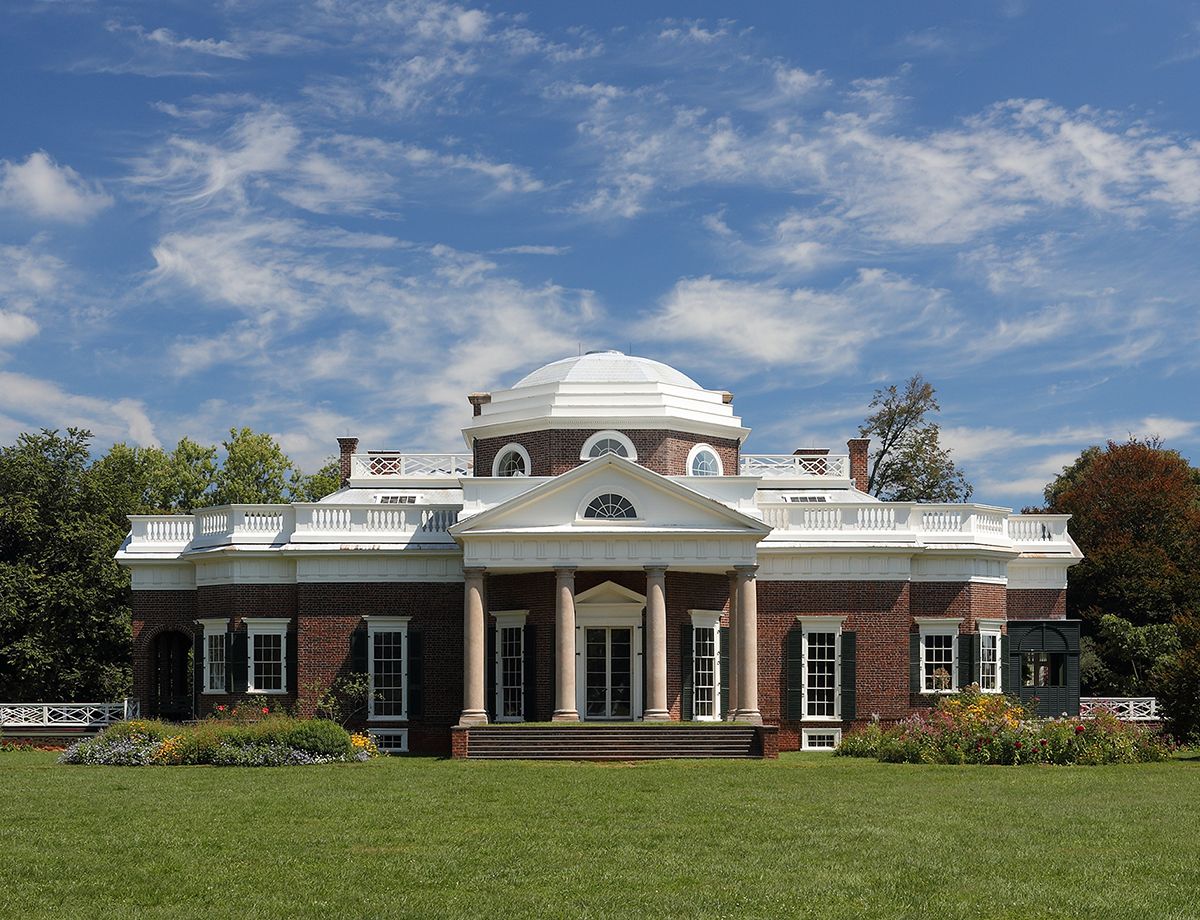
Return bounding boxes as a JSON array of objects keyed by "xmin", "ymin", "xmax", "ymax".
[{"xmin": 513, "ymin": 351, "xmax": 701, "ymax": 389}]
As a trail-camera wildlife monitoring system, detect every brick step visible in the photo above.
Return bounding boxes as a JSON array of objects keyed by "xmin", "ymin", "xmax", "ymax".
[{"xmin": 463, "ymin": 724, "xmax": 761, "ymax": 760}]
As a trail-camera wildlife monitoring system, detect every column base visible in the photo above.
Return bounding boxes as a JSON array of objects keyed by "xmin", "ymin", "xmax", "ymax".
[
  {"xmin": 732, "ymin": 709, "xmax": 763, "ymax": 726},
  {"xmin": 552, "ymin": 709, "xmax": 580, "ymax": 722},
  {"xmin": 456, "ymin": 710, "xmax": 489, "ymax": 727},
  {"xmin": 642, "ymin": 709, "xmax": 671, "ymax": 721}
]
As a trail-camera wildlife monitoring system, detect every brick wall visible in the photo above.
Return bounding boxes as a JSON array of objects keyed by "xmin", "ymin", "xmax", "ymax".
[
  {"xmin": 131, "ymin": 590, "xmax": 197, "ymax": 715},
  {"xmin": 910, "ymin": 582, "xmax": 1006, "ymax": 631},
  {"xmin": 474, "ymin": 428, "xmax": 740, "ymax": 478},
  {"xmin": 1006, "ymin": 588, "xmax": 1067, "ymax": 620}
]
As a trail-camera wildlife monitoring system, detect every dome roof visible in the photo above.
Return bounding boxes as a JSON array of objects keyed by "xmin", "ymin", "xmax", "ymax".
[{"xmin": 512, "ymin": 351, "xmax": 701, "ymax": 390}]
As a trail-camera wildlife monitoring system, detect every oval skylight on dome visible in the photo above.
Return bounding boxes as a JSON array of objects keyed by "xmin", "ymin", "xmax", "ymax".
[{"xmin": 511, "ymin": 350, "xmax": 702, "ymax": 389}]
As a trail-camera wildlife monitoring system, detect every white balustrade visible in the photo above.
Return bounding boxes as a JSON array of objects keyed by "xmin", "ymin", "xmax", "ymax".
[
  {"xmin": 920, "ymin": 508, "xmax": 964, "ymax": 533},
  {"xmin": 856, "ymin": 506, "xmax": 896, "ymax": 531},
  {"xmin": 129, "ymin": 516, "xmax": 194, "ymax": 545},
  {"xmin": 739, "ymin": 454, "xmax": 850, "ymax": 478},
  {"xmin": 350, "ymin": 452, "xmax": 473, "ymax": 480},
  {"xmin": 1079, "ymin": 697, "xmax": 1160, "ymax": 721},
  {"xmin": 292, "ymin": 503, "xmax": 459, "ymax": 543},
  {"xmin": 0, "ymin": 699, "xmax": 139, "ymax": 729},
  {"xmin": 1007, "ymin": 514, "xmax": 1071, "ymax": 543}
]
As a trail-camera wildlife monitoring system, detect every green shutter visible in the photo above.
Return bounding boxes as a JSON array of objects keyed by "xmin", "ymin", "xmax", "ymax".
[
  {"xmin": 407, "ymin": 631, "xmax": 423, "ymax": 720},
  {"xmin": 909, "ymin": 632, "xmax": 922, "ymax": 694},
  {"xmin": 523, "ymin": 624, "xmax": 536, "ymax": 722},
  {"xmin": 192, "ymin": 630, "xmax": 205, "ymax": 713},
  {"xmin": 1002, "ymin": 633, "xmax": 1019, "ymax": 696},
  {"xmin": 786, "ymin": 626, "xmax": 804, "ymax": 720},
  {"xmin": 680, "ymin": 623, "xmax": 694, "ymax": 721},
  {"xmin": 486, "ymin": 621, "xmax": 497, "ymax": 720},
  {"xmin": 286, "ymin": 629, "xmax": 298, "ymax": 696},
  {"xmin": 840, "ymin": 631, "xmax": 857, "ymax": 721},
  {"xmin": 224, "ymin": 631, "xmax": 234, "ymax": 693},
  {"xmin": 958, "ymin": 634, "xmax": 976, "ymax": 689},
  {"xmin": 231, "ymin": 630, "xmax": 248, "ymax": 693},
  {"xmin": 350, "ymin": 624, "xmax": 368, "ymax": 673},
  {"xmin": 719, "ymin": 626, "xmax": 730, "ymax": 719}
]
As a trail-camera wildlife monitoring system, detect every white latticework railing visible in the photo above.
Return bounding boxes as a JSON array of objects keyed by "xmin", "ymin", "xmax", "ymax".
[
  {"xmin": 350, "ymin": 452, "xmax": 474, "ymax": 479},
  {"xmin": 1079, "ymin": 697, "xmax": 1160, "ymax": 721},
  {"xmin": 740, "ymin": 454, "xmax": 850, "ymax": 478},
  {"xmin": 0, "ymin": 699, "xmax": 140, "ymax": 729}
]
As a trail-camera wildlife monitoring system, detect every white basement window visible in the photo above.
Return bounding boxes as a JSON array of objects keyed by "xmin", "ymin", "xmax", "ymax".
[
  {"xmin": 801, "ymin": 728, "xmax": 843, "ymax": 750},
  {"xmin": 368, "ymin": 729, "xmax": 409, "ymax": 754},
  {"xmin": 917, "ymin": 618, "xmax": 963, "ymax": 694},
  {"xmin": 198, "ymin": 618, "xmax": 229, "ymax": 694},
  {"xmin": 367, "ymin": 616, "xmax": 411, "ymax": 721},
  {"xmin": 246, "ymin": 619, "xmax": 290, "ymax": 695}
]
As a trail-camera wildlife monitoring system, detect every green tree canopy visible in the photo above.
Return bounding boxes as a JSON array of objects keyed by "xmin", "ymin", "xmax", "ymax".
[{"xmin": 858, "ymin": 374, "xmax": 973, "ymax": 502}]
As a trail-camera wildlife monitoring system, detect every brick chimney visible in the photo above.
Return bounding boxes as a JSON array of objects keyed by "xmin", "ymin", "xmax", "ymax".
[
  {"xmin": 467, "ymin": 392, "xmax": 492, "ymax": 417},
  {"xmin": 337, "ymin": 437, "xmax": 359, "ymax": 487},
  {"xmin": 847, "ymin": 438, "xmax": 870, "ymax": 493}
]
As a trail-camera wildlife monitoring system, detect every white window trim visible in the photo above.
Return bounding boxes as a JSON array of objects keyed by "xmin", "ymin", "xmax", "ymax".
[
  {"xmin": 801, "ymin": 727, "xmax": 843, "ymax": 751},
  {"xmin": 580, "ymin": 430, "xmax": 637, "ymax": 462},
  {"xmin": 245, "ymin": 618, "xmax": 290, "ymax": 695},
  {"xmin": 686, "ymin": 443, "xmax": 724, "ymax": 477},
  {"xmin": 491, "ymin": 443, "xmax": 531, "ymax": 478},
  {"xmin": 689, "ymin": 610, "xmax": 722, "ymax": 722},
  {"xmin": 366, "ymin": 616, "xmax": 411, "ymax": 722},
  {"xmin": 197, "ymin": 618, "xmax": 229, "ymax": 695},
  {"xmin": 916, "ymin": 617, "xmax": 963, "ymax": 695},
  {"xmin": 493, "ymin": 610, "xmax": 528, "ymax": 722},
  {"xmin": 977, "ymin": 618, "xmax": 1004, "ymax": 694},
  {"xmin": 368, "ymin": 728, "xmax": 409, "ymax": 754},
  {"xmin": 576, "ymin": 488, "xmax": 642, "ymax": 524},
  {"xmin": 797, "ymin": 615, "xmax": 846, "ymax": 722}
]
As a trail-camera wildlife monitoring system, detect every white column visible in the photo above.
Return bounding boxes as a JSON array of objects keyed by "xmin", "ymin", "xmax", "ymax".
[
  {"xmin": 732, "ymin": 564, "xmax": 762, "ymax": 725},
  {"xmin": 643, "ymin": 565, "xmax": 669, "ymax": 721},
  {"xmin": 458, "ymin": 566, "xmax": 488, "ymax": 726},
  {"xmin": 552, "ymin": 566, "xmax": 580, "ymax": 721},
  {"xmin": 726, "ymin": 570, "xmax": 739, "ymax": 720}
]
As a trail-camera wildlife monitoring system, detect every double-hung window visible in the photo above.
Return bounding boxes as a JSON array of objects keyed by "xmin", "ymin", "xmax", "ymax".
[
  {"xmin": 493, "ymin": 611, "xmax": 528, "ymax": 721},
  {"xmin": 690, "ymin": 611, "xmax": 721, "ymax": 721},
  {"xmin": 246, "ymin": 619, "xmax": 290, "ymax": 694},
  {"xmin": 916, "ymin": 618, "xmax": 962, "ymax": 694},
  {"xmin": 798, "ymin": 616, "xmax": 844, "ymax": 720},
  {"xmin": 198, "ymin": 618, "xmax": 229, "ymax": 694},
  {"xmin": 978, "ymin": 620, "xmax": 1003, "ymax": 693},
  {"xmin": 367, "ymin": 617, "xmax": 410, "ymax": 720}
]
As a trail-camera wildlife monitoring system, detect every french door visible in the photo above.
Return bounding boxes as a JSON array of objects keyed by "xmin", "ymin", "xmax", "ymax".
[{"xmin": 584, "ymin": 627, "xmax": 633, "ymax": 719}]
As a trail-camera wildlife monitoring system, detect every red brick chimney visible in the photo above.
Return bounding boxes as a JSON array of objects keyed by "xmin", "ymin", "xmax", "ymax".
[
  {"xmin": 847, "ymin": 438, "xmax": 870, "ymax": 493},
  {"xmin": 337, "ymin": 437, "xmax": 359, "ymax": 487},
  {"xmin": 467, "ymin": 392, "xmax": 491, "ymax": 416}
]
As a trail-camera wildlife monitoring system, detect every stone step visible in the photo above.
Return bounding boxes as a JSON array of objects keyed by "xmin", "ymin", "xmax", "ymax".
[{"xmin": 463, "ymin": 724, "xmax": 762, "ymax": 760}]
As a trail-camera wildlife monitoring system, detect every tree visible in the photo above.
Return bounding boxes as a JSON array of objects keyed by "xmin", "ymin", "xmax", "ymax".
[
  {"xmin": 1157, "ymin": 611, "xmax": 1200, "ymax": 742},
  {"xmin": 1044, "ymin": 438, "xmax": 1200, "ymax": 696},
  {"xmin": 0, "ymin": 429, "xmax": 132, "ymax": 700},
  {"xmin": 858, "ymin": 374, "xmax": 973, "ymax": 502},
  {"xmin": 290, "ymin": 458, "xmax": 341, "ymax": 502},
  {"xmin": 211, "ymin": 427, "xmax": 297, "ymax": 506},
  {"xmin": 89, "ymin": 437, "xmax": 217, "ymax": 515}
]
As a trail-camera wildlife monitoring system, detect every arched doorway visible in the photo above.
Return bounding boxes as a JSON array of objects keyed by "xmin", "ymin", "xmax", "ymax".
[{"xmin": 151, "ymin": 630, "xmax": 193, "ymax": 720}]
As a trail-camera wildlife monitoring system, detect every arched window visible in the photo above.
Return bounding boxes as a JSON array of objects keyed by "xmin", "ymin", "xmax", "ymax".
[
  {"xmin": 583, "ymin": 493, "xmax": 637, "ymax": 519},
  {"xmin": 580, "ymin": 431, "xmax": 637, "ymax": 461},
  {"xmin": 687, "ymin": 443, "xmax": 723, "ymax": 476},
  {"xmin": 491, "ymin": 443, "xmax": 530, "ymax": 477}
]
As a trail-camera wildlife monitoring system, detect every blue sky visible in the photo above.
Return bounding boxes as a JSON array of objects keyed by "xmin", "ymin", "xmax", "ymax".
[{"xmin": 2, "ymin": 1, "xmax": 1199, "ymax": 507}]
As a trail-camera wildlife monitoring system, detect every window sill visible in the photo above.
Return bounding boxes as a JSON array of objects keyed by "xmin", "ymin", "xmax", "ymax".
[
  {"xmin": 247, "ymin": 689, "xmax": 288, "ymax": 696},
  {"xmin": 201, "ymin": 689, "xmax": 227, "ymax": 696},
  {"xmin": 800, "ymin": 714, "xmax": 843, "ymax": 722},
  {"xmin": 368, "ymin": 714, "xmax": 409, "ymax": 722}
]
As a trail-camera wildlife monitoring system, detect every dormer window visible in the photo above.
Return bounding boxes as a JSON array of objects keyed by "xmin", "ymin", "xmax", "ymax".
[
  {"xmin": 377, "ymin": 495, "xmax": 416, "ymax": 504},
  {"xmin": 492, "ymin": 443, "xmax": 531, "ymax": 477},
  {"xmin": 583, "ymin": 493, "xmax": 637, "ymax": 519},
  {"xmin": 581, "ymin": 431, "xmax": 637, "ymax": 461},
  {"xmin": 687, "ymin": 444, "xmax": 723, "ymax": 476}
]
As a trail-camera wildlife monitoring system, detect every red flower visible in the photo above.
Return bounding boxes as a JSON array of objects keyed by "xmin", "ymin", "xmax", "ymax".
[
  {"xmin": 1015, "ymin": 741, "xmax": 1022, "ymax": 749},
  {"xmin": 216, "ymin": 705, "xmax": 226, "ymax": 712},
  {"xmin": 1075, "ymin": 725, "xmax": 1085, "ymax": 733},
  {"xmin": 261, "ymin": 706, "xmax": 269, "ymax": 714}
]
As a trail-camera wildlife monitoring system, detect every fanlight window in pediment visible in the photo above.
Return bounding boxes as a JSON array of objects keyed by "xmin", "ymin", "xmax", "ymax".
[{"xmin": 583, "ymin": 493, "xmax": 637, "ymax": 520}]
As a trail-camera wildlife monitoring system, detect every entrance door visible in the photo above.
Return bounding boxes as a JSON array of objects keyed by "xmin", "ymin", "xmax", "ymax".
[
  {"xmin": 152, "ymin": 630, "xmax": 193, "ymax": 720},
  {"xmin": 584, "ymin": 627, "xmax": 633, "ymax": 719}
]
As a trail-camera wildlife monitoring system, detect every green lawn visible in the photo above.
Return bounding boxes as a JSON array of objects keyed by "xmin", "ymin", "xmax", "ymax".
[{"xmin": 2, "ymin": 751, "xmax": 1198, "ymax": 920}]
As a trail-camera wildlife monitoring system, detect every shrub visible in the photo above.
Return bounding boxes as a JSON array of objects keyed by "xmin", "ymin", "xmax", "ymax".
[
  {"xmin": 59, "ymin": 716, "xmax": 375, "ymax": 767},
  {"xmin": 835, "ymin": 687, "xmax": 1174, "ymax": 766}
]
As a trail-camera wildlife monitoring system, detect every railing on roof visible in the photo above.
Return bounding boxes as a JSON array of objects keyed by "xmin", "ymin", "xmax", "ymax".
[
  {"xmin": 350, "ymin": 452, "xmax": 474, "ymax": 480},
  {"xmin": 739, "ymin": 454, "xmax": 849, "ymax": 478},
  {"xmin": 0, "ymin": 699, "xmax": 139, "ymax": 730},
  {"xmin": 1079, "ymin": 697, "xmax": 1160, "ymax": 722},
  {"xmin": 1006, "ymin": 514, "xmax": 1071, "ymax": 544},
  {"xmin": 758, "ymin": 501, "xmax": 1012, "ymax": 540}
]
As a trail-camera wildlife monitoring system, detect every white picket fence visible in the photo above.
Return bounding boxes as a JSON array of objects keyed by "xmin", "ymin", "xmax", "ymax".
[
  {"xmin": 0, "ymin": 699, "xmax": 140, "ymax": 732},
  {"xmin": 1079, "ymin": 697, "xmax": 1160, "ymax": 722}
]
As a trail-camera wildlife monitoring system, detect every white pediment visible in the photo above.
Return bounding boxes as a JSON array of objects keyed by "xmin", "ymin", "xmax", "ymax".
[
  {"xmin": 449, "ymin": 454, "xmax": 769, "ymax": 538},
  {"xmin": 575, "ymin": 580, "xmax": 646, "ymax": 606}
]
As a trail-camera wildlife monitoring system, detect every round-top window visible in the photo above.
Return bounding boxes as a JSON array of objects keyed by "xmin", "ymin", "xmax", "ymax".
[{"xmin": 583, "ymin": 493, "xmax": 637, "ymax": 519}]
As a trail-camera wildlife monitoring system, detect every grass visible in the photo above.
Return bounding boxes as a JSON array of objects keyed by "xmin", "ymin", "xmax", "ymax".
[{"xmin": 2, "ymin": 751, "xmax": 1198, "ymax": 920}]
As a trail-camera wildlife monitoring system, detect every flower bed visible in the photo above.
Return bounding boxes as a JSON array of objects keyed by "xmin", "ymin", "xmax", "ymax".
[
  {"xmin": 836, "ymin": 688, "xmax": 1174, "ymax": 765},
  {"xmin": 59, "ymin": 717, "xmax": 380, "ymax": 767}
]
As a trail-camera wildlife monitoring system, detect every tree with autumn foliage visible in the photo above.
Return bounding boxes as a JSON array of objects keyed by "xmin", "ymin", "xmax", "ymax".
[{"xmin": 1043, "ymin": 438, "xmax": 1200, "ymax": 737}]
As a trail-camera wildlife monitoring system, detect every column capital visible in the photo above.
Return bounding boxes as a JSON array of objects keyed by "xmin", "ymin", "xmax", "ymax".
[
  {"xmin": 463, "ymin": 566, "xmax": 488, "ymax": 577},
  {"xmin": 733, "ymin": 563, "xmax": 759, "ymax": 576},
  {"xmin": 553, "ymin": 565, "xmax": 577, "ymax": 577},
  {"xmin": 643, "ymin": 565, "xmax": 668, "ymax": 576}
]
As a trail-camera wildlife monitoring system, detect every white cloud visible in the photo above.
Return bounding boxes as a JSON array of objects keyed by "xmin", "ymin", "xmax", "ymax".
[
  {"xmin": 0, "ymin": 370, "xmax": 158, "ymax": 446},
  {"xmin": 0, "ymin": 312, "xmax": 39, "ymax": 347},
  {"xmin": 0, "ymin": 152, "xmax": 113, "ymax": 223}
]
